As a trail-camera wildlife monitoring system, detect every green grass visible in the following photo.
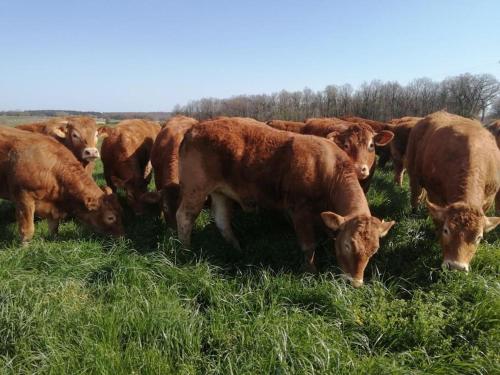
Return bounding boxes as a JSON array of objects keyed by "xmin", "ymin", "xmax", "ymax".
[
  {"xmin": 0, "ymin": 115, "xmax": 50, "ymax": 126},
  {"xmin": 0, "ymin": 162, "xmax": 498, "ymax": 374}
]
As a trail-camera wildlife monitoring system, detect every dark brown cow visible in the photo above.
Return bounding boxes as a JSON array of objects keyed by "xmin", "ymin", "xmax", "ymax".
[
  {"xmin": 99, "ymin": 119, "xmax": 162, "ymax": 215},
  {"xmin": 0, "ymin": 126, "xmax": 124, "ymax": 243},
  {"xmin": 406, "ymin": 111, "xmax": 500, "ymax": 271},
  {"xmin": 176, "ymin": 118, "xmax": 395, "ymax": 287},
  {"xmin": 150, "ymin": 115, "xmax": 199, "ymax": 227},
  {"xmin": 388, "ymin": 117, "xmax": 423, "ymax": 186},
  {"xmin": 303, "ymin": 118, "xmax": 394, "ymax": 191},
  {"xmin": 265, "ymin": 120, "xmax": 305, "ymax": 133},
  {"xmin": 340, "ymin": 116, "xmax": 394, "ymax": 167},
  {"xmin": 16, "ymin": 116, "xmax": 100, "ymax": 175},
  {"xmin": 486, "ymin": 120, "xmax": 500, "ymax": 148}
]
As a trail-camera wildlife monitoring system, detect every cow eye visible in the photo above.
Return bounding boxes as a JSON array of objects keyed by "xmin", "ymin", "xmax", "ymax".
[
  {"xmin": 443, "ymin": 227, "xmax": 450, "ymax": 236},
  {"xmin": 343, "ymin": 143, "xmax": 349, "ymax": 150},
  {"xmin": 368, "ymin": 142, "xmax": 375, "ymax": 151},
  {"xmin": 105, "ymin": 215, "xmax": 116, "ymax": 224},
  {"xmin": 344, "ymin": 241, "xmax": 351, "ymax": 252},
  {"xmin": 475, "ymin": 235, "xmax": 483, "ymax": 244}
]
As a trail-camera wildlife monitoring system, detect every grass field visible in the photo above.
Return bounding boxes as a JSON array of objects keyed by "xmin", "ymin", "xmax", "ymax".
[
  {"xmin": 0, "ymin": 116, "xmax": 50, "ymax": 126},
  {"xmin": 0, "ymin": 160, "xmax": 498, "ymax": 374}
]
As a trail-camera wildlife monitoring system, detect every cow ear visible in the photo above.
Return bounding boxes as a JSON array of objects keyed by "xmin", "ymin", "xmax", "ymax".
[
  {"xmin": 374, "ymin": 130, "xmax": 394, "ymax": 146},
  {"xmin": 85, "ymin": 197, "xmax": 100, "ymax": 211},
  {"xmin": 484, "ymin": 216, "xmax": 500, "ymax": 233},
  {"xmin": 379, "ymin": 219, "xmax": 396, "ymax": 237},
  {"xmin": 321, "ymin": 211, "xmax": 345, "ymax": 231},
  {"xmin": 102, "ymin": 186, "xmax": 113, "ymax": 195},
  {"xmin": 111, "ymin": 176, "xmax": 126, "ymax": 189},
  {"xmin": 98, "ymin": 126, "xmax": 112, "ymax": 138},
  {"xmin": 426, "ymin": 199, "xmax": 446, "ymax": 222},
  {"xmin": 49, "ymin": 125, "xmax": 67, "ymax": 139},
  {"xmin": 326, "ymin": 131, "xmax": 340, "ymax": 142},
  {"xmin": 140, "ymin": 191, "xmax": 161, "ymax": 204}
]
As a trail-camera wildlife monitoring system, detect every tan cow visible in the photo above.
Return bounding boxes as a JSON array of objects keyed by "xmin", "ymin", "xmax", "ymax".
[
  {"xmin": 486, "ymin": 120, "xmax": 500, "ymax": 148},
  {"xmin": 406, "ymin": 111, "xmax": 500, "ymax": 271},
  {"xmin": 176, "ymin": 117, "xmax": 395, "ymax": 287},
  {"xmin": 150, "ymin": 115, "xmax": 199, "ymax": 227},
  {"xmin": 388, "ymin": 117, "xmax": 423, "ymax": 186},
  {"xmin": 265, "ymin": 120, "xmax": 305, "ymax": 133},
  {"xmin": 0, "ymin": 126, "xmax": 124, "ymax": 243},
  {"xmin": 99, "ymin": 119, "xmax": 162, "ymax": 215},
  {"xmin": 16, "ymin": 116, "xmax": 100, "ymax": 175},
  {"xmin": 303, "ymin": 118, "xmax": 394, "ymax": 191}
]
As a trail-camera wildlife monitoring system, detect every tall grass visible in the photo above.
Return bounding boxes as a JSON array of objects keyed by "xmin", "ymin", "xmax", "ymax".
[{"xmin": 0, "ymin": 162, "xmax": 498, "ymax": 374}]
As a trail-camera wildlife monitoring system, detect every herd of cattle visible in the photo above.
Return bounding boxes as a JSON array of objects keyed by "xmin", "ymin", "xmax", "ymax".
[{"xmin": 0, "ymin": 112, "xmax": 499, "ymax": 287}]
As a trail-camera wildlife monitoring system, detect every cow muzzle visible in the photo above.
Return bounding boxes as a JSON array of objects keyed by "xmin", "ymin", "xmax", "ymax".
[
  {"xmin": 82, "ymin": 147, "xmax": 100, "ymax": 161},
  {"xmin": 357, "ymin": 164, "xmax": 370, "ymax": 180},
  {"xmin": 341, "ymin": 274, "xmax": 364, "ymax": 288},
  {"xmin": 442, "ymin": 259, "xmax": 470, "ymax": 272}
]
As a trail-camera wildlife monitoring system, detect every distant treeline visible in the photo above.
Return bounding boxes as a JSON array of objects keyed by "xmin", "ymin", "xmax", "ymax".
[
  {"xmin": 0, "ymin": 110, "xmax": 172, "ymax": 122},
  {"xmin": 174, "ymin": 73, "xmax": 500, "ymax": 122}
]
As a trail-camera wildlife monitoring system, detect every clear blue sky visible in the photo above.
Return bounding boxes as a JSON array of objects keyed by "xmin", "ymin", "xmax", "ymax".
[{"xmin": 1, "ymin": 0, "xmax": 499, "ymax": 112}]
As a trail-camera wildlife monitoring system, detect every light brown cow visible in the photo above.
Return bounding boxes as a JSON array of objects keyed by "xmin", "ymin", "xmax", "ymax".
[
  {"xmin": 486, "ymin": 120, "xmax": 500, "ymax": 148},
  {"xmin": 0, "ymin": 126, "xmax": 124, "ymax": 243},
  {"xmin": 150, "ymin": 115, "xmax": 199, "ymax": 227},
  {"xmin": 176, "ymin": 117, "xmax": 395, "ymax": 287},
  {"xmin": 406, "ymin": 111, "xmax": 500, "ymax": 271},
  {"xmin": 99, "ymin": 119, "xmax": 162, "ymax": 215},
  {"xmin": 265, "ymin": 120, "xmax": 305, "ymax": 133},
  {"xmin": 16, "ymin": 116, "xmax": 100, "ymax": 175},
  {"xmin": 388, "ymin": 117, "xmax": 423, "ymax": 186},
  {"xmin": 303, "ymin": 118, "xmax": 394, "ymax": 191}
]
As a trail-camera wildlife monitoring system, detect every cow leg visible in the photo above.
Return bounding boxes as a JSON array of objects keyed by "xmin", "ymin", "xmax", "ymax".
[
  {"xmin": 47, "ymin": 218, "xmax": 60, "ymax": 236},
  {"xmin": 210, "ymin": 192, "xmax": 241, "ymax": 250},
  {"xmin": 16, "ymin": 197, "xmax": 35, "ymax": 244},
  {"xmin": 176, "ymin": 193, "xmax": 206, "ymax": 247},
  {"xmin": 496, "ymin": 190, "xmax": 500, "ymax": 216},
  {"xmin": 163, "ymin": 183, "xmax": 181, "ymax": 229},
  {"xmin": 409, "ymin": 175, "xmax": 423, "ymax": 212},
  {"xmin": 291, "ymin": 210, "xmax": 317, "ymax": 273},
  {"xmin": 393, "ymin": 159, "xmax": 404, "ymax": 186}
]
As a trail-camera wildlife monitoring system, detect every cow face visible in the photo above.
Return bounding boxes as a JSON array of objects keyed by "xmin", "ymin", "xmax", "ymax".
[
  {"xmin": 321, "ymin": 212, "xmax": 395, "ymax": 287},
  {"xmin": 111, "ymin": 176, "xmax": 160, "ymax": 215},
  {"xmin": 80, "ymin": 187, "xmax": 125, "ymax": 236},
  {"xmin": 327, "ymin": 125, "xmax": 393, "ymax": 180},
  {"xmin": 64, "ymin": 117, "xmax": 100, "ymax": 162},
  {"xmin": 427, "ymin": 201, "xmax": 500, "ymax": 271}
]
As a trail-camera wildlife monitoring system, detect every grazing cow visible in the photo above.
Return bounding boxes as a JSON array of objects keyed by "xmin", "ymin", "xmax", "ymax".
[
  {"xmin": 303, "ymin": 118, "xmax": 394, "ymax": 191},
  {"xmin": 16, "ymin": 116, "xmax": 100, "ymax": 175},
  {"xmin": 265, "ymin": 120, "xmax": 305, "ymax": 133},
  {"xmin": 340, "ymin": 116, "xmax": 394, "ymax": 167},
  {"xmin": 0, "ymin": 126, "xmax": 124, "ymax": 243},
  {"xmin": 150, "ymin": 115, "xmax": 199, "ymax": 227},
  {"xmin": 406, "ymin": 111, "xmax": 500, "ymax": 271},
  {"xmin": 176, "ymin": 118, "xmax": 395, "ymax": 287},
  {"xmin": 486, "ymin": 120, "xmax": 500, "ymax": 148},
  {"xmin": 387, "ymin": 117, "xmax": 423, "ymax": 186},
  {"xmin": 99, "ymin": 119, "xmax": 162, "ymax": 215}
]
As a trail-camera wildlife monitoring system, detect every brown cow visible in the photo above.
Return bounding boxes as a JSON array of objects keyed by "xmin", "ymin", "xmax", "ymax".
[
  {"xmin": 486, "ymin": 120, "xmax": 500, "ymax": 148},
  {"xmin": 406, "ymin": 111, "xmax": 500, "ymax": 271},
  {"xmin": 150, "ymin": 115, "xmax": 199, "ymax": 227},
  {"xmin": 16, "ymin": 116, "xmax": 100, "ymax": 175},
  {"xmin": 176, "ymin": 118, "xmax": 395, "ymax": 287},
  {"xmin": 265, "ymin": 120, "xmax": 305, "ymax": 133},
  {"xmin": 99, "ymin": 119, "xmax": 162, "ymax": 215},
  {"xmin": 303, "ymin": 118, "xmax": 394, "ymax": 191},
  {"xmin": 388, "ymin": 117, "xmax": 423, "ymax": 186},
  {"xmin": 340, "ymin": 116, "xmax": 394, "ymax": 167},
  {"xmin": 0, "ymin": 126, "xmax": 124, "ymax": 243}
]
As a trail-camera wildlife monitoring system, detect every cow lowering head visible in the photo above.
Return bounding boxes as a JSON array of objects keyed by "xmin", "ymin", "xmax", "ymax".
[
  {"xmin": 321, "ymin": 212, "xmax": 395, "ymax": 287},
  {"xmin": 79, "ymin": 187, "xmax": 125, "ymax": 237},
  {"xmin": 326, "ymin": 124, "xmax": 393, "ymax": 180},
  {"xmin": 62, "ymin": 117, "xmax": 100, "ymax": 162},
  {"xmin": 426, "ymin": 200, "xmax": 500, "ymax": 271},
  {"xmin": 110, "ymin": 174, "xmax": 161, "ymax": 215}
]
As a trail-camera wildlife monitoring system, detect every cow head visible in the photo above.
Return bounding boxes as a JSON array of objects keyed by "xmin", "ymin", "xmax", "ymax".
[
  {"xmin": 327, "ymin": 124, "xmax": 393, "ymax": 180},
  {"xmin": 80, "ymin": 187, "xmax": 125, "ymax": 237},
  {"xmin": 426, "ymin": 200, "xmax": 500, "ymax": 271},
  {"xmin": 62, "ymin": 117, "xmax": 100, "ymax": 162},
  {"xmin": 321, "ymin": 212, "xmax": 395, "ymax": 287},
  {"xmin": 111, "ymin": 176, "xmax": 161, "ymax": 215}
]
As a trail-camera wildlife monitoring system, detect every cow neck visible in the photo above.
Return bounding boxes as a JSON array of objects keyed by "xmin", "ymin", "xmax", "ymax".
[
  {"xmin": 57, "ymin": 162, "xmax": 103, "ymax": 209},
  {"xmin": 329, "ymin": 167, "xmax": 371, "ymax": 219}
]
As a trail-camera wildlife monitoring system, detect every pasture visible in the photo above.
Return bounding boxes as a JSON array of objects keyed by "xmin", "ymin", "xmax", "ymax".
[{"xmin": 0, "ymin": 159, "xmax": 498, "ymax": 374}]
